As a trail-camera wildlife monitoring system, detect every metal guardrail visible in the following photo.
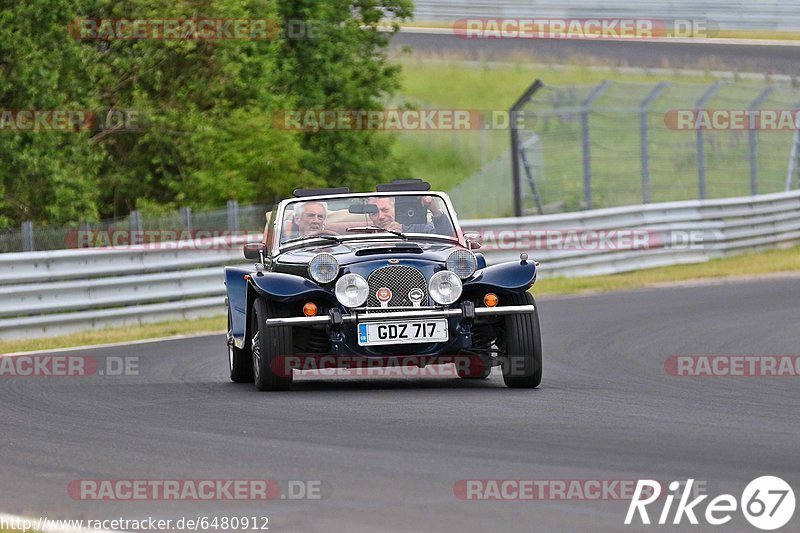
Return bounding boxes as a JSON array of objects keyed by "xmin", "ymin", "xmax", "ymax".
[
  {"xmin": 411, "ymin": 1, "xmax": 800, "ymax": 31},
  {"xmin": 1, "ymin": 190, "xmax": 799, "ymax": 340}
]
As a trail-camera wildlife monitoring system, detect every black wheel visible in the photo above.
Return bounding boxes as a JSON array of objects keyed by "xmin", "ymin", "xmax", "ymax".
[
  {"xmin": 251, "ymin": 297, "xmax": 293, "ymax": 391},
  {"xmin": 228, "ymin": 313, "xmax": 253, "ymax": 383},
  {"xmin": 500, "ymin": 292, "xmax": 542, "ymax": 388}
]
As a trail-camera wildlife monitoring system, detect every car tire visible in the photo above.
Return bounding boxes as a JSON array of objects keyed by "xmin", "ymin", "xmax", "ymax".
[
  {"xmin": 228, "ymin": 313, "xmax": 254, "ymax": 383},
  {"xmin": 251, "ymin": 297, "xmax": 293, "ymax": 391},
  {"xmin": 501, "ymin": 292, "xmax": 542, "ymax": 389}
]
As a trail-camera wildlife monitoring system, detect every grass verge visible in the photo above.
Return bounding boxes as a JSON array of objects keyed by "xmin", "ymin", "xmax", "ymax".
[
  {"xmin": 2, "ymin": 246, "xmax": 799, "ymax": 354},
  {"xmin": 0, "ymin": 315, "xmax": 225, "ymax": 355},
  {"xmin": 534, "ymin": 245, "xmax": 800, "ymax": 296}
]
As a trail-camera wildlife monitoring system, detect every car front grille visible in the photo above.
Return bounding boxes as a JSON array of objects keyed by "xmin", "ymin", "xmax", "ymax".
[{"xmin": 367, "ymin": 265, "xmax": 428, "ymax": 308}]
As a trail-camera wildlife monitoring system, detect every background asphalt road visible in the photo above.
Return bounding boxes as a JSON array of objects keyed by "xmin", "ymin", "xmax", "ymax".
[
  {"xmin": 2, "ymin": 277, "xmax": 799, "ymax": 532},
  {"xmin": 392, "ymin": 30, "xmax": 800, "ymax": 75}
]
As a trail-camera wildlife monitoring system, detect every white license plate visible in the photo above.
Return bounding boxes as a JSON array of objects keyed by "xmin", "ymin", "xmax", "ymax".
[{"xmin": 357, "ymin": 319, "xmax": 449, "ymax": 346}]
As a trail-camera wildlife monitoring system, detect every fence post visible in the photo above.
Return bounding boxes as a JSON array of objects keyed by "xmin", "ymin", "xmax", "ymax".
[
  {"xmin": 748, "ymin": 87, "xmax": 775, "ymax": 196},
  {"xmin": 21, "ymin": 221, "xmax": 34, "ymax": 252},
  {"xmin": 695, "ymin": 81, "xmax": 725, "ymax": 200},
  {"xmin": 78, "ymin": 221, "xmax": 89, "ymax": 249},
  {"xmin": 580, "ymin": 80, "xmax": 611, "ymax": 210},
  {"xmin": 180, "ymin": 206, "xmax": 192, "ymax": 231},
  {"xmin": 227, "ymin": 200, "xmax": 240, "ymax": 232},
  {"xmin": 639, "ymin": 82, "xmax": 670, "ymax": 204},
  {"xmin": 509, "ymin": 79, "xmax": 544, "ymax": 216},
  {"xmin": 129, "ymin": 210, "xmax": 142, "ymax": 235}
]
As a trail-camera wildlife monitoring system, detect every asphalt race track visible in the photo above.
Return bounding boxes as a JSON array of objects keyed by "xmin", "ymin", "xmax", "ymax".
[
  {"xmin": 392, "ymin": 30, "xmax": 800, "ymax": 75},
  {"xmin": 1, "ymin": 277, "xmax": 799, "ymax": 532}
]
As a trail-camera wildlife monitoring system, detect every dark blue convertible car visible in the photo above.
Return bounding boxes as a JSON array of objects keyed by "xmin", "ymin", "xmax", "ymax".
[{"xmin": 225, "ymin": 180, "xmax": 541, "ymax": 390}]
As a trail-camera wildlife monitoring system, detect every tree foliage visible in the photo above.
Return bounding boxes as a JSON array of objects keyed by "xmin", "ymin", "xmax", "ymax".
[{"xmin": 0, "ymin": 0, "xmax": 412, "ymax": 227}]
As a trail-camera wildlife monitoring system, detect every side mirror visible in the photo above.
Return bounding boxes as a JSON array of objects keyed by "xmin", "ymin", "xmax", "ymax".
[
  {"xmin": 243, "ymin": 242, "xmax": 267, "ymax": 260},
  {"xmin": 464, "ymin": 232, "xmax": 482, "ymax": 250}
]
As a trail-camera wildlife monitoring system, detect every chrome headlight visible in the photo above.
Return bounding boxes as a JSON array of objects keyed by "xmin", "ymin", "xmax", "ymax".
[
  {"xmin": 428, "ymin": 270, "xmax": 463, "ymax": 305},
  {"xmin": 308, "ymin": 253, "xmax": 339, "ymax": 284},
  {"xmin": 335, "ymin": 273, "xmax": 369, "ymax": 308},
  {"xmin": 446, "ymin": 249, "xmax": 477, "ymax": 279}
]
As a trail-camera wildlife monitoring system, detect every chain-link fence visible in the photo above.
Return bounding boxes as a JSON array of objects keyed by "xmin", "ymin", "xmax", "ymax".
[
  {"xmin": 4, "ymin": 79, "xmax": 800, "ymax": 250},
  {"xmin": 1, "ymin": 201, "xmax": 268, "ymax": 253},
  {"xmin": 515, "ymin": 80, "xmax": 800, "ymax": 214}
]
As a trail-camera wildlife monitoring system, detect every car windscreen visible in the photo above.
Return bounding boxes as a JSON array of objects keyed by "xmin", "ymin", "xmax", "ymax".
[{"xmin": 279, "ymin": 194, "xmax": 457, "ymax": 245}]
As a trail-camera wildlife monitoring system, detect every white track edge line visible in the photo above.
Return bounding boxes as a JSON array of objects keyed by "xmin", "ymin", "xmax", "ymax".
[{"xmin": 0, "ymin": 331, "xmax": 225, "ymax": 357}]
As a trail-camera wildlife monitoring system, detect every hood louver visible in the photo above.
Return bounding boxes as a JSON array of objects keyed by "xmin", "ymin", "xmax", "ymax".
[{"xmin": 354, "ymin": 245, "xmax": 423, "ymax": 256}]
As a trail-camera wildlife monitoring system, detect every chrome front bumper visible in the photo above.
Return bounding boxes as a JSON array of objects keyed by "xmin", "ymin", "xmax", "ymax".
[{"xmin": 263, "ymin": 305, "xmax": 536, "ymax": 327}]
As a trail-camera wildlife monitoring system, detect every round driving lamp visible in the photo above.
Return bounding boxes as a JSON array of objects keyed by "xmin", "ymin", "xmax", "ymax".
[
  {"xmin": 446, "ymin": 249, "xmax": 477, "ymax": 279},
  {"xmin": 308, "ymin": 253, "xmax": 339, "ymax": 284},
  {"xmin": 335, "ymin": 273, "xmax": 369, "ymax": 308},
  {"xmin": 428, "ymin": 270, "xmax": 463, "ymax": 305}
]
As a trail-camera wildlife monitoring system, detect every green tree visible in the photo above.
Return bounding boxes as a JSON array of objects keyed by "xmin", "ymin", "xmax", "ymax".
[
  {"xmin": 0, "ymin": 0, "xmax": 412, "ymax": 228},
  {"xmin": 0, "ymin": 0, "xmax": 105, "ymax": 226},
  {"xmin": 275, "ymin": 0, "xmax": 413, "ymax": 191}
]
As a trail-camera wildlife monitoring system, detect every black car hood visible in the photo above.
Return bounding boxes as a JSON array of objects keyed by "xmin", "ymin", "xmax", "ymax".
[{"xmin": 276, "ymin": 239, "xmax": 460, "ymax": 267}]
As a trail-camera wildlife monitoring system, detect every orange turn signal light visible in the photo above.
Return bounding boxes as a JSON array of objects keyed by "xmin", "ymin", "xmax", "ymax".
[
  {"xmin": 484, "ymin": 293, "xmax": 498, "ymax": 307},
  {"xmin": 303, "ymin": 302, "xmax": 318, "ymax": 317}
]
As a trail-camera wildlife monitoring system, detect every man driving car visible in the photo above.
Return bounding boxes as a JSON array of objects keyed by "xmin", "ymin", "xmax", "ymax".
[{"xmin": 293, "ymin": 201, "xmax": 328, "ymax": 236}]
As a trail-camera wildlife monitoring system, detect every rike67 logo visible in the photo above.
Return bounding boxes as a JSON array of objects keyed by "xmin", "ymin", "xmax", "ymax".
[{"xmin": 625, "ymin": 477, "xmax": 795, "ymax": 530}]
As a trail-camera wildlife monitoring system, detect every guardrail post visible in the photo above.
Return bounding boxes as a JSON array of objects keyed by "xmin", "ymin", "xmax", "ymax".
[
  {"xmin": 581, "ymin": 80, "xmax": 611, "ymax": 210},
  {"xmin": 21, "ymin": 221, "xmax": 34, "ymax": 252},
  {"xmin": 180, "ymin": 206, "xmax": 192, "ymax": 231},
  {"xmin": 227, "ymin": 200, "xmax": 240, "ymax": 232},
  {"xmin": 787, "ymin": 128, "xmax": 800, "ymax": 191},
  {"xmin": 129, "ymin": 210, "xmax": 142, "ymax": 234},
  {"xmin": 748, "ymin": 87, "xmax": 775, "ymax": 196},
  {"xmin": 696, "ymin": 81, "xmax": 725, "ymax": 200},
  {"xmin": 639, "ymin": 82, "xmax": 670, "ymax": 203}
]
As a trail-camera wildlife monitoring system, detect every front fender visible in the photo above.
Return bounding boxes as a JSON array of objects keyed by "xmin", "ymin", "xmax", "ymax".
[
  {"xmin": 248, "ymin": 271, "xmax": 335, "ymax": 302},
  {"xmin": 225, "ymin": 269, "xmax": 336, "ymax": 348},
  {"xmin": 225, "ymin": 267, "xmax": 251, "ymax": 344},
  {"xmin": 463, "ymin": 260, "xmax": 537, "ymax": 293}
]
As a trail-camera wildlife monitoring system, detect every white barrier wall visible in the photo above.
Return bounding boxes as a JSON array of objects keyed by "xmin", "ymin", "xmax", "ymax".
[
  {"xmin": 1, "ymin": 190, "xmax": 799, "ymax": 339},
  {"xmin": 411, "ymin": 1, "xmax": 800, "ymax": 31}
]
